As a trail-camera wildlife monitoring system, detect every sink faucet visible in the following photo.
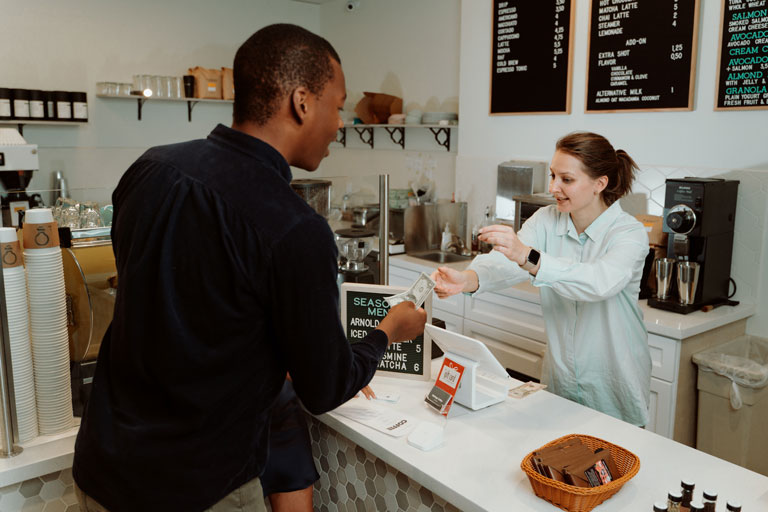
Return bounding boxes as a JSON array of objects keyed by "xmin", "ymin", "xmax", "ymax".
[{"xmin": 442, "ymin": 234, "xmax": 466, "ymax": 255}]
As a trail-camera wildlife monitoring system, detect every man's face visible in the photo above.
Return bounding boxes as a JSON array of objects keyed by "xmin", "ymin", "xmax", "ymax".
[{"xmin": 299, "ymin": 59, "xmax": 346, "ymax": 171}]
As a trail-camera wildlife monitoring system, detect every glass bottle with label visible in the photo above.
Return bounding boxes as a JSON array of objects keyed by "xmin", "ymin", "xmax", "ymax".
[
  {"xmin": 479, "ymin": 206, "xmax": 493, "ymax": 254},
  {"xmin": 667, "ymin": 490, "xmax": 683, "ymax": 512},
  {"xmin": 689, "ymin": 502, "xmax": 704, "ymax": 512},
  {"xmin": 680, "ymin": 480, "xmax": 695, "ymax": 509},
  {"xmin": 701, "ymin": 490, "xmax": 717, "ymax": 512}
]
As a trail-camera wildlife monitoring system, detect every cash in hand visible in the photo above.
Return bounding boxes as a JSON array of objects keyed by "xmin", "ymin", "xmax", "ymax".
[{"xmin": 384, "ymin": 272, "xmax": 435, "ymax": 309}]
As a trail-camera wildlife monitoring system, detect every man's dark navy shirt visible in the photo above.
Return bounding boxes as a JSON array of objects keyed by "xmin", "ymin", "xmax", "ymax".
[{"xmin": 73, "ymin": 125, "xmax": 389, "ymax": 511}]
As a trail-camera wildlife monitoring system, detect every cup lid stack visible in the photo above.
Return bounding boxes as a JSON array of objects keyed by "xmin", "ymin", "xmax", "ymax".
[
  {"xmin": 0, "ymin": 227, "xmax": 38, "ymax": 442},
  {"xmin": 23, "ymin": 209, "xmax": 73, "ymax": 435}
]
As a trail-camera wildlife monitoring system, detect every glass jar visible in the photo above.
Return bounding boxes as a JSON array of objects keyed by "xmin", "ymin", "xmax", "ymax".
[
  {"xmin": 53, "ymin": 90, "xmax": 72, "ymax": 120},
  {"xmin": 71, "ymin": 92, "xmax": 88, "ymax": 121},
  {"xmin": 28, "ymin": 90, "xmax": 46, "ymax": 119},
  {"xmin": 11, "ymin": 89, "xmax": 30, "ymax": 120},
  {"xmin": 0, "ymin": 88, "xmax": 11, "ymax": 120}
]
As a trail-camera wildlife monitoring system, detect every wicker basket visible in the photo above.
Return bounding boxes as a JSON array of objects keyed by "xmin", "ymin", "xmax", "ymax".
[{"xmin": 520, "ymin": 434, "xmax": 640, "ymax": 512}]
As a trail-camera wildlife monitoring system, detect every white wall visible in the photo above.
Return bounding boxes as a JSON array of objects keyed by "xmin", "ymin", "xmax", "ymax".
[
  {"xmin": 3, "ymin": 0, "xmax": 321, "ymax": 196},
  {"xmin": 292, "ymin": 0, "xmax": 461, "ymax": 203},
  {"xmin": 457, "ymin": 0, "xmax": 768, "ymax": 335}
]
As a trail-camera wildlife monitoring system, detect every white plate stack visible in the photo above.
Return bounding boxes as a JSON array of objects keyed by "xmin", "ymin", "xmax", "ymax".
[
  {"xmin": 23, "ymin": 209, "xmax": 74, "ymax": 435},
  {"xmin": 0, "ymin": 227, "xmax": 38, "ymax": 442}
]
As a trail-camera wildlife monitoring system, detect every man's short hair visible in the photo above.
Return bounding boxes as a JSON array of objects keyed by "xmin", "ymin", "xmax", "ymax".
[{"xmin": 233, "ymin": 24, "xmax": 341, "ymax": 125}]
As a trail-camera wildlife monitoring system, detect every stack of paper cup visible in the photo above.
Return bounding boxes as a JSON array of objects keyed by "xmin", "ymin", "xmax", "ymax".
[
  {"xmin": 23, "ymin": 209, "xmax": 73, "ymax": 435},
  {"xmin": 0, "ymin": 227, "xmax": 38, "ymax": 442}
]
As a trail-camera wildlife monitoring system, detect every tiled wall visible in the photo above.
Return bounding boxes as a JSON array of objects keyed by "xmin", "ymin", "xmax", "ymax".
[
  {"xmin": 0, "ymin": 468, "xmax": 78, "ymax": 512},
  {"xmin": 308, "ymin": 417, "xmax": 460, "ymax": 512}
]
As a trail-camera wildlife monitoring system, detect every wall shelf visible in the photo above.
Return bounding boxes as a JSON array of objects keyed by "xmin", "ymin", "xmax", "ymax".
[
  {"xmin": 96, "ymin": 94, "xmax": 232, "ymax": 122},
  {"xmin": 335, "ymin": 123, "xmax": 458, "ymax": 152},
  {"xmin": 0, "ymin": 121, "xmax": 86, "ymax": 136}
]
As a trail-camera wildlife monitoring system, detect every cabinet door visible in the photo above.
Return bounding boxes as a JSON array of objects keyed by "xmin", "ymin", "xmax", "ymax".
[
  {"xmin": 647, "ymin": 333, "xmax": 679, "ymax": 382},
  {"xmin": 432, "ymin": 310, "xmax": 463, "ymax": 334},
  {"xmin": 647, "ymin": 378, "xmax": 674, "ymax": 438},
  {"xmin": 389, "ymin": 265, "xmax": 464, "ymax": 316},
  {"xmin": 463, "ymin": 319, "xmax": 545, "ymax": 380},
  {"xmin": 464, "ymin": 291, "xmax": 546, "ymax": 342}
]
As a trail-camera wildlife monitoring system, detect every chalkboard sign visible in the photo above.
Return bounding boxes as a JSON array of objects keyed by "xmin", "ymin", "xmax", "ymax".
[
  {"xmin": 585, "ymin": 0, "xmax": 700, "ymax": 112},
  {"xmin": 715, "ymin": 0, "xmax": 768, "ymax": 110},
  {"xmin": 341, "ymin": 283, "xmax": 432, "ymax": 381},
  {"xmin": 490, "ymin": 0, "xmax": 575, "ymax": 114}
]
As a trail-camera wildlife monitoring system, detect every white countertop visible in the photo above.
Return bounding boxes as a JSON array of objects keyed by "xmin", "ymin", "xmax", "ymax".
[
  {"xmin": 320, "ymin": 360, "xmax": 768, "ymax": 511},
  {"xmin": 390, "ymin": 254, "xmax": 756, "ymax": 340},
  {"xmin": 0, "ymin": 425, "xmax": 78, "ymax": 487}
]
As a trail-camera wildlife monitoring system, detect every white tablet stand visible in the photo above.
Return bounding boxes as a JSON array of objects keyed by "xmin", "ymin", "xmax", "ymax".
[
  {"xmin": 447, "ymin": 352, "xmax": 508, "ymax": 410},
  {"xmin": 425, "ymin": 324, "xmax": 510, "ymax": 411}
]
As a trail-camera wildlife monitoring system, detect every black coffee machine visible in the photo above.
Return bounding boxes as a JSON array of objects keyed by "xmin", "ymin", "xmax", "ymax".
[
  {"xmin": 1, "ymin": 170, "xmax": 44, "ymax": 226},
  {"xmin": 647, "ymin": 178, "xmax": 739, "ymax": 314}
]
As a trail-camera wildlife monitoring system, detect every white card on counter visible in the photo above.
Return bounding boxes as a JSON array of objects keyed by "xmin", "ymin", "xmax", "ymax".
[
  {"xmin": 373, "ymin": 393, "xmax": 400, "ymax": 404},
  {"xmin": 333, "ymin": 401, "xmax": 416, "ymax": 437}
]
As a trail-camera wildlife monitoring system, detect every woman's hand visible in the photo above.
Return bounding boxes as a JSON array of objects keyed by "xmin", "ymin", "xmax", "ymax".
[
  {"xmin": 430, "ymin": 267, "xmax": 478, "ymax": 298},
  {"xmin": 478, "ymin": 224, "xmax": 529, "ymax": 266}
]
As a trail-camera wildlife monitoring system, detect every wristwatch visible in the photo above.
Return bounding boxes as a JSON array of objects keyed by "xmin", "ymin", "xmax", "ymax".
[{"xmin": 526, "ymin": 248, "xmax": 541, "ymax": 267}]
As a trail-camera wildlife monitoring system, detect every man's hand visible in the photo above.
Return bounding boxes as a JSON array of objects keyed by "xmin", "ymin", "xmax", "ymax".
[{"xmin": 376, "ymin": 301, "xmax": 427, "ymax": 347}]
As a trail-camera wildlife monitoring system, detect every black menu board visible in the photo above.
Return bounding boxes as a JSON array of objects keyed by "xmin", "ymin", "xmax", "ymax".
[
  {"xmin": 715, "ymin": 0, "xmax": 768, "ymax": 110},
  {"xmin": 490, "ymin": 0, "xmax": 575, "ymax": 114},
  {"xmin": 586, "ymin": 0, "xmax": 700, "ymax": 112},
  {"xmin": 341, "ymin": 283, "xmax": 431, "ymax": 380}
]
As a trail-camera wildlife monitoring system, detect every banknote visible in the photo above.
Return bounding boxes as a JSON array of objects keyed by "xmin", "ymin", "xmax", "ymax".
[
  {"xmin": 384, "ymin": 272, "xmax": 436, "ymax": 309},
  {"xmin": 508, "ymin": 382, "xmax": 547, "ymax": 399}
]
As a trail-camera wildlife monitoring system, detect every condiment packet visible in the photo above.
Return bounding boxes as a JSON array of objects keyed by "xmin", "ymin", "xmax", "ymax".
[{"xmin": 508, "ymin": 381, "xmax": 547, "ymax": 399}]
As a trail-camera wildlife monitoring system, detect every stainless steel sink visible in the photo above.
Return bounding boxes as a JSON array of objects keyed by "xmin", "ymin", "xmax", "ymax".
[{"xmin": 411, "ymin": 251, "xmax": 472, "ymax": 264}]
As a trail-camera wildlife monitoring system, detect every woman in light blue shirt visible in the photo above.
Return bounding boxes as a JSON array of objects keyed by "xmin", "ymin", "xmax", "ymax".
[{"xmin": 433, "ymin": 132, "xmax": 651, "ymax": 426}]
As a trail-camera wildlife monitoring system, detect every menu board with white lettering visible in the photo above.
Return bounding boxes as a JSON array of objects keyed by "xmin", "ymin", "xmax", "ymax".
[
  {"xmin": 586, "ymin": 0, "xmax": 700, "ymax": 112},
  {"xmin": 715, "ymin": 0, "xmax": 768, "ymax": 110},
  {"xmin": 490, "ymin": 0, "xmax": 575, "ymax": 114},
  {"xmin": 340, "ymin": 283, "xmax": 431, "ymax": 381}
]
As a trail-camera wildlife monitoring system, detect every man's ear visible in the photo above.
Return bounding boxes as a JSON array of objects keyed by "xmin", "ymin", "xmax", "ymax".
[{"xmin": 290, "ymin": 86, "xmax": 310, "ymax": 124}]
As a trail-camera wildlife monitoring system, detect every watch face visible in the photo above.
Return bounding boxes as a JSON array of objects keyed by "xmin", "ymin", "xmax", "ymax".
[{"xmin": 528, "ymin": 249, "xmax": 540, "ymax": 266}]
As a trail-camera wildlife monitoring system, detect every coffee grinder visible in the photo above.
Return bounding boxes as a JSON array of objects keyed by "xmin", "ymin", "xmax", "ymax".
[
  {"xmin": 335, "ymin": 227, "xmax": 378, "ymax": 285},
  {"xmin": 0, "ymin": 129, "xmax": 42, "ymax": 227},
  {"xmin": 647, "ymin": 178, "xmax": 739, "ymax": 314}
]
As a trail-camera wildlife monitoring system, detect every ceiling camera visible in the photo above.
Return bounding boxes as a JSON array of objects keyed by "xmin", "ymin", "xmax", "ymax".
[{"xmin": 346, "ymin": 1, "xmax": 360, "ymax": 12}]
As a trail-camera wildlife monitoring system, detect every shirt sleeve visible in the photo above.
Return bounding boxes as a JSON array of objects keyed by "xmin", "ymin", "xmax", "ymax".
[
  {"xmin": 268, "ymin": 216, "xmax": 388, "ymax": 415},
  {"xmin": 532, "ymin": 222, "xmax": 649, "ymax": 302}
]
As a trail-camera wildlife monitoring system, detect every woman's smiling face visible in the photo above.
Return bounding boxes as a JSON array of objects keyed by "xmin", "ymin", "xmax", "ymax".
[{"xmin": 548, "ymin": 150, "xmax": 606, "ymax": 214}]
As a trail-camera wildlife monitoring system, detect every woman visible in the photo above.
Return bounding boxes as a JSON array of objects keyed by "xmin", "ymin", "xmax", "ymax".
[{"xmin": 432, "ymin": 132, "xmax": 651, "ymax": 426}]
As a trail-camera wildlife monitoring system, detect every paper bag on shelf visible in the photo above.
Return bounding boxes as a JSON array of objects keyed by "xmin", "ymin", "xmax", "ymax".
[
  {"xmin": 188, "ymin": 66, "xmax": 222, "ymax": 99},
  {"xmin": 221, "ymin": 67, "xmax": 234, "ymax": 100}
]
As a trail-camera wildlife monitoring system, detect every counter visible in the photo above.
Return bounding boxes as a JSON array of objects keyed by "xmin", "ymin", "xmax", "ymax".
[
  {"xmin": 389, "ymin": 254, "xmax": 756, "ymax": 340},
  {"xmin": 315, "ymin": 359, "xmax": 768, "ymax": 511}
]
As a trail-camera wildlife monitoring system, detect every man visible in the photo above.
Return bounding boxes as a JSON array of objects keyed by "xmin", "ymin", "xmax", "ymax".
[{"xmin": 73, "ymin": 24, "xmax": 426, "ymax": 512}]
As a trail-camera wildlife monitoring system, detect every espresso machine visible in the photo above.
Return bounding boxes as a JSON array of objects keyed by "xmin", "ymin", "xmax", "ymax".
[
  {"xmin": 647, "ymin": 178, "xmax": 739, "ymax": 314},
  {"xmin": 0, "ymin": 128, "xmax": 43, "ymax": 227}
]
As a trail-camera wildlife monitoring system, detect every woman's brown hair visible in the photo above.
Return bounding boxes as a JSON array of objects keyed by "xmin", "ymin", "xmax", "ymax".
[{"xmin": 555, "ymin": 132, "xmax": 637, "ymax": 206}]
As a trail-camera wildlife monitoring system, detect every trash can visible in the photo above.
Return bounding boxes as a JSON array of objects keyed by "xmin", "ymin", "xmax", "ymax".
[{"xmin": 692, "ymin": 335, "xmax": 768, "ymax": 476}]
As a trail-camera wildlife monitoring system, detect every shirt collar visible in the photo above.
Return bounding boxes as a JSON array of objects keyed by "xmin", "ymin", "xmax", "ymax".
[
  {"xmin": 207, "ymin": 124, "xmax": 293, "ymax": 183},
  {"xmin": 555, "ymin": 201, "xmax": 624, "ymax": 242}
]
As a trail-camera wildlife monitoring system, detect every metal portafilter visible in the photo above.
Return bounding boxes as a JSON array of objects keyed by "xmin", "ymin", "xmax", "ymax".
[
  {"xmin": 676, "ymin": 261, "xmax": 700, "ymax": 305},
  {"xmin": 654, "ymin": 258, "xmax": 675, "ymax": 300}
]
